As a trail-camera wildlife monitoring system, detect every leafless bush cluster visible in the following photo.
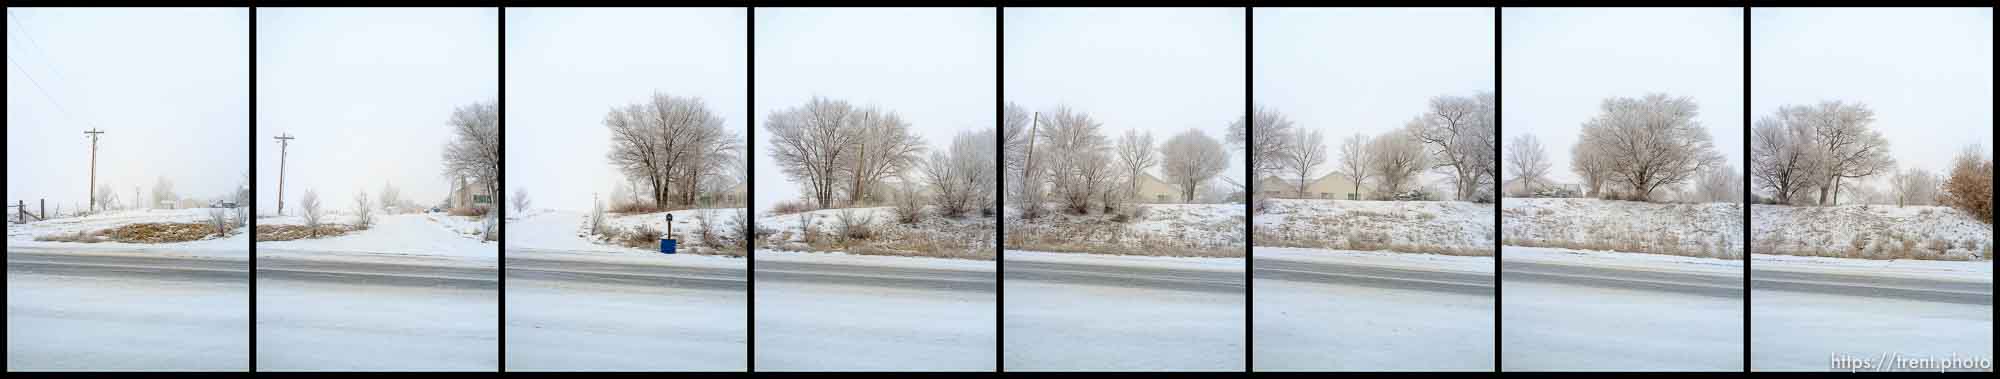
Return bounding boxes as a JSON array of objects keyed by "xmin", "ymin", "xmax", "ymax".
[
  {"xmin": 834, "ymin": 209, "xmax": 876, "ymax": 243},
  {"xmin": 921, "ymin": 128, "xmax": 996, "ymax": 218},
  {"xmin": 300, "ymin": 189, "xmax": 324, "ymax": 234},
  {"xmin": 1938, "ymin": 145, "xmax": 1992, "ymax": 223},
  {"xmin": 352, "ymin": 191, "xmax": 373, "ymax": 229},
  {"xmin": 1007, "ymin": 104, "xmax": 1229, "ymax": 217}
]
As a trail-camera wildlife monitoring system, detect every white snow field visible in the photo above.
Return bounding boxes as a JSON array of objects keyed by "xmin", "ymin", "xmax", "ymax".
[
  {"xmin": 501, "ymin": 209, "xmax": 747, "ymax": 371},
  {"xmin": 1503, "ymin": 198, "xmax": 1744, "ymax": 258},
  {"xmin": 1751, "ymin": 204, "xmax": 1992, "ymax": 261},
  {"xmin": 1251, "ymin": 247, "xmax": 1494, "ymax": 371},
  {"xmin": 7, "ymin": 250, "xmax": 248, "ymax": 371},
  {"xmin": 257, "ymin": 213, "xmax": 495, "ymax": 260},
  {"xmin": 1003, "ymin": 250, "xmax": 1244, "ymax": 371},
  {"xmin": 754, "ymin": 249, "xmax": 994, "ymax": 371},
  {"xmin": 6, "ymin": 208, "xmax": 249, "ymax": 257},
  {"xmin": 1751, "ymin": 254, "xmax": 1992, "ymax": 372},
  {"xmin": 1004, "ymin": 203, "xmax": 1244, "ymax": 257},
  {"xmin": 1501, "ymin": 246, "xmax": 1743, "ymax": 371},
  {"xmin": 1254, "ymin": 199, "xmax": 1495, "ymax": 256}
]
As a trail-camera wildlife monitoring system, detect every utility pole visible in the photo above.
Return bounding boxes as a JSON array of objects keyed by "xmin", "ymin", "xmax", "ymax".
[
  {"xmin": 274, "ymin": 134, "xmax": 295, "ymax": 215},
  {"xmin": 84, "ymin": 129, "xmax": 104, "ymax": 212}
]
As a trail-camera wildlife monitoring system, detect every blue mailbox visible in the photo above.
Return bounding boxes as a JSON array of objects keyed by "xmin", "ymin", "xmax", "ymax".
[{"xmin": 660, "ymin": 213, "xmax": 677, "ymax": 254}]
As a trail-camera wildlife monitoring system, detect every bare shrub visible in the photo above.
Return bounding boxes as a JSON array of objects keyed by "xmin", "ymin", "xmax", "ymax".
[
  {"xmin": 352, "ymin": 191, "xmax": 374, "ymax": 229},
  {"xmin": 590, "ymin": 199, "xmax": 607, "ymax": 235},
  {"xmin": 624, "ymin": 225, "xmax": 663, "ymax": 248},
  {"xmin": 769, "ymin": 199, "xmax": 815, "ymax": 216},
  {"xmin": 893, "ymin": 188, "xmax": 926, "ymax": 224},
  {"xmin": 300, "ymin": 189, "xmax": 324, "ymax": 235},
  {"xmin": 696, "ymin": 209, "xmax": 718, "ymax": 248},
  {"xmin": 1938, "ymin": 144, "xmax": 1992, "ymax": 223},
  {"xmin": 835, "ymin": 209, "xmax": 875, "ymax": 243},
  {"xmin": 727, "ymin": 208, "xmax": 753, "ymax": 252},
  {"xmin": 207, "ymin": 207, "xmax": 232, "ymax": 236}
]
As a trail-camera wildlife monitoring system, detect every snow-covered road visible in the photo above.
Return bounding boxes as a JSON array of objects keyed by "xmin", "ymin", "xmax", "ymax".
[
  {"xmin": 503, "ymin": 249, "xmax": 747, "ymax": 371},
  {"xmin": 1003, "ymin": 250, "xmax": 1244, "ymax": 371},
  {"xmin": 754, "ymin": 250, "xmax": 994, "ymax": 371},
  {"xmin": 1251, "ymin": 248, "xmax": 1493, "ymax": 371},
  {"xmin": 1501, "ymin": 246, "xmax": 1743, "ymax": 371},
  {"xmin": 254, "ymin": 255, "xmax": 497, "ymax": 371},
  {"xmin": 6, "ymin": 249, "xmax": 248, "ymax": 371},
  {"xmin": 1750, "ymin": 255, "xmax": 1991, "ymax": 371}
]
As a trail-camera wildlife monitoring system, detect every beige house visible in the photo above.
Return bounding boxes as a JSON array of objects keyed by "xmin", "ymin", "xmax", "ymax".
[
  {"xmin": 1257, "ymin": 173, "xmax": 1369, "ymax": 200},
  {"xmin": 450, "ymin": 176, "xmax": 494, "ymax": 210},
  {"xmin": 1132, "ymin": 172, "xmax": 1185, "ymax": 203},
  {"xmin": 1502, "ymin": 177, "xmax": 1583, "ymax": 197}
]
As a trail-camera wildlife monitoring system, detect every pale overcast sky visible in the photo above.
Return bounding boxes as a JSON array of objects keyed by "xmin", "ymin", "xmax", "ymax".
[
  {"xmin": 256, "ymin": 8, "xmax": 497, "ymax": 215},
  {"xmin": 753, "ymin": 8, "xmax": 996, "ymax": 214},
  {"xmin": 1005, "ymin": 7, "xmax": 1246, "ymax": 188},
  {"xmin": 8, "ymin": 8, "xmax": 247, "ymax": 211},
  {"xmin": 1751, "ymin": 8, "xmax": 1993, "ymax": 188},
  {"xmin": 508, "ymin": 8, "xmax": 747, "ymax": 212},
  {"xmin": 1502, "ymin": 8, "xmax": 1745, "ymax": 184},
  {"xmin": 1254, "ymin": 7, "xmax": 1492, "ymax": 185}
]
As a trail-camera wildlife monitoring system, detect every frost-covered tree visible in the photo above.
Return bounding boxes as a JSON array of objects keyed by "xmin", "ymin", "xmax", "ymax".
[
  {"xmin": 841, "ymin": 108, "xmax": 925, "ymax": 206},
  {"xmin": 1412, "ymin": 92, "xmax": 1497, "ymax": 202},
  {"xmin": 1889, "ymin": 167, "xmax": 1938, "ymax": 208},
  {"xmin": 1799, "ymin": 101, "xmax": 1894, "ymax": 206},
  {"xmin": 1161, "ymin": 129, "xmax": 1228, "ymax": 204},
  {"xmin": 1002, "ymin": 102, "xmax": 1046, "ymax": 218},
  {"xmin": 607, "ymin": 93, "xmax": 740, "ymax": 209},
  {"xmin": 152, "ymin": 176, "xmax": 177, "ymax": 208},
  {"xmin": 1116, "ymin": 130, "xmax": 1158, "ymax": 196},
  {"xmin": 922, "ymin": 128, "xmax": 996, "ymax": 218},
  {"xmin": 766, "ymin": 97, "xmax": 863, "ymax": 209},
  {"xmin": 1231, "ymin": 106, "xmax": 1294, "ymax": 198},
  {"xmin": 1570, "ymin": 137, "xmax": 1613, "ymax": 198},
  {"xmin": 1040, "ymin": 106, "xmax": 1113, "ymax": 213},
  {"xmin": 379, "ymin": 182, "xmax": 401, "ymax": 213},
  {"xmin": 1577, "ymin": 94, "xmax": 1722, "ymax": 201},
  {"xmin": 1335, "ymin": 133, "xmax": 1373, "ymax": 200},
  {"xmin": 1750, "ymin": 110, "xmax": 1823, "ymax": 205},
  {"xmin": 443, "ymin": 100, "xmax": 501, "ymax": 207},
  {"xmin": 1693, "ymin": 164, "xmax": 1743, "ymax": 204},
  {"xmin": 1370, "ymin": 124, "xmax": 1431, "ymax": 198},
  {"xmin": 513, "ymin": 187, "xmax": 531, "ymax": 213},
  {"xmin": 1281, "ymin": 129, "xmax": 1328, "ymax": 196},
  {"xmin": 1505, "ymin": 133, "xmax": 1551, "ymax": 195}
]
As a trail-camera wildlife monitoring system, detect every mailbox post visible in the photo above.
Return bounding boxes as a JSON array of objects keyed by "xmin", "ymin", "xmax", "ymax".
[{"xmin": 660, "ymin": 213, "xmax": 677, "ymax": 254}]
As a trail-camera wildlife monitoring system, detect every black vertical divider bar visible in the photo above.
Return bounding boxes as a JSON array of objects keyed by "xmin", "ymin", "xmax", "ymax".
[
  {"xmin": 994, "ymin": 5, "xmax": 1006, "ymax": 374},
  {"xmin": 1491, "ymin": 5, "xmax": 1503, "ymax": 373},
  {"xmin": 496, "ymin": 5, "xmax": 508, "ymax": 373},
  {"xmin": 247, "ymin": 5, "xmax": 258, "ymax": 373},
  {"xmin": 745, "ymin": 6, "xmax": 757, "ymax": 373},
  {"xmin": 1242, "ymin": 5, "xmax": 1254, "ymax": 373},
  {"xmin": 1741, "ymin": 5, "xmax": 1753, "ymax": 373}
]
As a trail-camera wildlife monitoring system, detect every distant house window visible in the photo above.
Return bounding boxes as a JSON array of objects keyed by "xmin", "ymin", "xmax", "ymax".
[
  {"xmin": 1346, "ymin": 193, "xmax": 1357, "ymax": 200},
  {"xmin": 1157, "ymin": 194, "xmax": 1168, "ymax": 202},
  {"xmin": 1319, "ymin": 193, "xmax": 1329, "ymax": 199}
]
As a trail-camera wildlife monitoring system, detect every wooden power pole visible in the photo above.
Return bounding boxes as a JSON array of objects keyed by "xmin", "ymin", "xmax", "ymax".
[
  {"xmin": 84, "ymin": 129, "xmax": 104, "ymax": 212},
  {"xmin": 274, "ymin": 134, "xmax": 295, "ymax": 215}
]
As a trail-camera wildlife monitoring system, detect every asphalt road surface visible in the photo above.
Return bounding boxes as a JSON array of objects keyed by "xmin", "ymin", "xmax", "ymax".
[
  {"xmin": 7, "ymin": 249, "xmax": 248, "ymax": 371},
  {"xmin": 1003, "ymin": 259, "xmax": 1242, "ymax": 293},
  {"xmin": 255, "ymin": 253, "xmax": 497, "ymax": 371},
  {"xmin": 758, "ymin": 259, "xmax": 993, "ymax": 292},
  {"xmin": 1255, "ymin": 257, "xmax": 1492, "ymax": 295},
  {"xmin": 1751, "ymin": 268, "xmax": 1990, "ymax": 305},
  {"xmin": 1504, "ymin": 260, "xmax": 1742, "ymax": 297},
  {"xmin": 505, "ymin": 249, "xmax": 748, "ymax": 371}
]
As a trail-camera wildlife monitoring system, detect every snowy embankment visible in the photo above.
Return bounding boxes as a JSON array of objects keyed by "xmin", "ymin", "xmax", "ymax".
[
  {"xmin": 505, "ymin": 209, "xmax": 750, "ymax": 266},
  {"xmin": 758, "ymin": 206, "xmax": 995, "ymax": 260},
  {"xmin": 1254, "ymin": 199, "xmax": 1493, "ymax": 256},
  {"xmin": 1751, "ymin": 204, "xmax": 1991, "ymax": 261},
  {"xmin": 1004, "ymin": 203, "xmax": 1244, "ymax": 258},
  {"xmin": 550, "ymin": 207, "xmax": 750, "ymax": 256},
  {"xmin": 5, "ymin": 208, "xmax": 248, "ymax": 257},
  {"xmin": 256, "ymin": 213, "xmax": 494, "ymax": 261},
  {"xmin": 1503, "ymin": 198, "xmax": 1743, "ymax": 259}
]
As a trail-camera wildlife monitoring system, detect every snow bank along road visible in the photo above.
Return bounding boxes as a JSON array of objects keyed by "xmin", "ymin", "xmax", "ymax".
[
  {"xmin": 755, "ymin": 253, "xmax": 995, "ymax": 371},
  {"xmin": 1751, "ymin": 259, "xmax": 1991, "ymax": 371},
  {"xmin": 255, "ymin": 252, "xmax": 497, "ymax": 371},
  {"xmin": 1253, "ymin": 251, "xmax": 1494, "ymax": 371},
  {"xmin": 505, "ymin": 249, "xmax": 747, "ymax": 371},
  {"xmin": 1502, "ymin": 247, "xmax": 1744, "ymax": 371},
  {"xmin": 7, "ymin": 248, "xmax": 248, "ymax": 371},
  {"xmin": 1004, "ymin": 251, "xmax": 1244, "ymax": 371}
]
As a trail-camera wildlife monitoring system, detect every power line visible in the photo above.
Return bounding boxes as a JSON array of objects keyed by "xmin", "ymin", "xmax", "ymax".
[{"xmin": 7, "ymin": 9, "xmax": 99, "ymax": 130}]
